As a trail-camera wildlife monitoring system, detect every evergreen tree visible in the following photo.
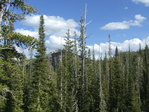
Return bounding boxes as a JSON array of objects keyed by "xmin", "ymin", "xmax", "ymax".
[
  {"xmin": 141, "ymin": 45, "xmax": 149, "ymax": 111},
  {"xmin": 0, "ymin": 0, "xmax": 37, "ymax": 38},
  {"xmin": 99, "ymin": 59, "xmax": 107, "ymax": 112},
  {"xmin": 109, "ymin": 47, "xmax": 123, "ymax": 112},
  {"xmin": 0, "ymin": 3, "xmax": 37, "ymax": 111},
  {"xmin": 0, "ymin": 33, "xmax": 36, "ymax": 112},
  {"xmin": 61, "ymin": 29, "xmax": 74, "ymax": 111},
  {"xmin": 29, "ymin": 15, "xmax": 50, "ymax": 111},
  {"xmin": 0, "ymin": 58, "xmax": 7, "ymax": 111},
  {"xmin": 129, "ymin": 53, "xmax": 141, "ymax": 112},
  {"xmin": 72, "ymin": 31, "xmax": 80, "ymax": 112},
  {"xmin": 86, "ymin": 48, "xmax": 93, "ymax": 111},
  {"xmin": 0, "ymin": 18, "xmax": 37, "ymax": 112},
  {"xmin": 86, "ymin": 47, "xmax": 100, "ymax": 112}
]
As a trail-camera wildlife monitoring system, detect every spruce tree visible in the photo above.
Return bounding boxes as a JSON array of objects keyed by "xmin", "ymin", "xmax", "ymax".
[
  {"xmin": 129, "ymin": 53, "xmax": 141, "ymax": 112},
  {"xmin": 0, "ymin": 0, "xmax": 37, "ymax": 39},
  {"xmin": 62, "ymin": 29, "xmax": 74, "ymax": 111},
  {"xmin": 0, "ymin": 9, "xmax": 37, "ymax": 112},
  {"xmin": 29, "ymin": 15, "xmax": 50, "ymax": 111},
  {"xmin": 109, "ymin": 47, "xmax": 123, "ymax": 112},
  {"xmin": 0, "ymin": 29, "xmax": 36, "ymax": 112},
  {"xmin": 141, "ymin": 45, "xmax": 149, "ymax": 111}
]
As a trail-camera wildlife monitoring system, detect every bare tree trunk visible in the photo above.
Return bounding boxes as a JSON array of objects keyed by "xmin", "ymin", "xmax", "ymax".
[
  {"xmin": 80, "ymin": 6, "xmax": 87, "ymax": 110},
  {"xmin": 79, "ymin": 5, "xmax": 92, "ymax": 111},
  {"xmin": 137, "ymin": 56, "xmax": 141, "ymax": 110},
  {"xmin": 0, "ymin": 3, "xmax": 4, "ymax": 39},
  {"xmin": 99, "ymin": 58, "xmax": 107, "ymax": 112},
  {"xmin": 60, "ymin": 47, "xmax": 63, "ymax": 110},
  {"xmin": 73, "ymin": 32, "xmax": 78, "ymax": 112},
  {"xmin": 108, "ymin": 34, "xmax": 112, "ymax": 57}
]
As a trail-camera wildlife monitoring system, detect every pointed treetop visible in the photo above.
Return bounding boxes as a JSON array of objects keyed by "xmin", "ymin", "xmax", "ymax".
[{"xmin": 115, "ymin": 47, "xmax": 119, "ymax": 57}]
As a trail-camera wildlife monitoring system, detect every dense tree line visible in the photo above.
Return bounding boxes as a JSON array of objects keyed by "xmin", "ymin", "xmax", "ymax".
[{"xmin": 0, "ymin": 0, "xmax": 149, "ymax": 112}]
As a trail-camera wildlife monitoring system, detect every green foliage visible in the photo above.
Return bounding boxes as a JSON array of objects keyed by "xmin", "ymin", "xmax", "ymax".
[
  {"xmin": 0, "ymin": 1, "xmax": 38, "ymax": 112},
  {"xmin": 109, "ymin": 48, "xmax": 123, "ymax": 112},
  {"xmin": 141, "ymin": 45, "xmax": 149, "ymax": 112},
  {"xmin": 1, "ymin": 0, "xmax": 37, "ymax": 24},
  {"xmin": 0, "ymin": 25, "xmax": 36, "ymax": 111},
  {"xmin": 28, "ymin": 15, "xmax": 59, "ymax": 112},
  {"xmin": 0, "ymin": 58, "xmax": 24, "ymax": 112},
  {"xmin": 1, "ymin": 25, "xmax": 38, "ymax": 48},
  {"xmin": 1, "ymin": 2, "xmax": 149, "ymax": 111},
  {"xmin": 56, "ymin": 29, "xmax": 76, "ymax": 112}
]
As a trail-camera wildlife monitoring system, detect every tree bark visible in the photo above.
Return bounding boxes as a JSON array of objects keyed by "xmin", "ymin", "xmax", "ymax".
[{"xmin": 0, "ymin": 3, "xmax": 4, "ymax": 39}]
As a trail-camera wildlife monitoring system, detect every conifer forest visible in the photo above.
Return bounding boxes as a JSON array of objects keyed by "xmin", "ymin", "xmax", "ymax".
[{"xmin": 0, "ymin": 0, "xmax": 149, "ymax": 112}]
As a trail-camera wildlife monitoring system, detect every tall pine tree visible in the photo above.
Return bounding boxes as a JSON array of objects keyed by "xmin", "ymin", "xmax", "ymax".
[{"xmin": 29, "ymin": 15, "xmax": 50, "ymax": 112}]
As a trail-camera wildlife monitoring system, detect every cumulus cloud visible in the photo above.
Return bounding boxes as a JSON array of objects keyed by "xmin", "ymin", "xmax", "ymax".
[
  {"xmin": 45, "ymin": 35, "xmax": 65, "ymax": 52},
  {"xmin": 101, "ymin": 14, "xmax": 146, "ymax": 30},
  {"xmin": 15, "ymin": 14, "xmax": 80, "ymax": 55},
  {"xmin": 132, "ymin": 0, "xmax": 149, "ymax": 7},
  {"xmin": 15, "ymin": 46, "xmax": 36, "ymax": 58},
  {"xmin": 22, "ymin": 15, "xmax": 79, "ymax": 37},
  {"xmin": 22, "ymin": 15, "xmax": 40, "ymax": 28},
  {"xmin": 16, "ymin": 33, "xmax": 149, "ymax": 59},
  {"xmin": 15, "ymin": 35, "xmax": 65, "ymax": 58},
  {"xmin": 101, "ymin": 22, "xmax": 129, "ymax": 30},
  {"xmin": 15, "ymin": 14, "xmax": 149, "ymax": 59},
  {"xmin": 15, "ymin": 29, "xmax": 39, "ymax": 38},
  {"xmin": 88, "ymin": 37, "xmax": 149, "ymax": 59}
]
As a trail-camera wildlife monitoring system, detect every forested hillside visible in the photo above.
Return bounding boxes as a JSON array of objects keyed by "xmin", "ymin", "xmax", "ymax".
[{"xmin": 0, "ymin": 0, "xmax": 149, "ymax": 112}]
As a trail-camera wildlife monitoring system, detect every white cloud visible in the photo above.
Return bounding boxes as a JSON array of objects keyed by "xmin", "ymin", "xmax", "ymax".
[
  {"xmin": 22, "ymin": 15, "xmax": 79, "ymax": 37},
  {"xmin": 45, "ymin": 35, "xmax": 65, "ymax": 52},
  {"xmin": 15, "ymin": 46, "xmax": 35, "ymax": 58},
  {"xmin": 15, "ymin": 35, "xmax": 65, "ymax": 58},
  {"xmin": 101, "ymin": 22, "xmax": 130, "ymax": 30},
  {"xmin": 88, "ymin": 37, "xmax": 149, "ymax": 59},
  {"xmin": 101, "ymin": 14, "xmax": 146, "ymax": 30},
  {"xmin": 15, "ymin": 29, "xmax": 39, "ymax": 38},
  {"xmin": 15, "ymin": 14, "xmax": 148, "ymax": 59},
  {"xmin": 22, "ymin": 15, "xmax": 40, "ymax": 28},
  {"xmin": 132, "ymin": 0, "xmax": 149, "ymax": 7},
  {"xmin": 15, "ymin": 14, "xmax": 80, "ymax": 56},
  {"xmin": 135, "ymin": 14, "xmax": 146, "ymax": 22},
  {"xmin": 16, "ymin": 34, "xmax": 149, "ymax": 59}
]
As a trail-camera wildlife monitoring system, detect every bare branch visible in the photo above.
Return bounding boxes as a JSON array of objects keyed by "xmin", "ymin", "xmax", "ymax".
[{"xmin": 0, "ymin": 88, "xmax": 15, "ymax": 99}]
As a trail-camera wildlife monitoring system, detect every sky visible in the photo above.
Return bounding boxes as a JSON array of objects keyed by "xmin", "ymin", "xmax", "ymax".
[{"xmin": 15, "ymin": 0, "xmax": 149, "ymax": 58}]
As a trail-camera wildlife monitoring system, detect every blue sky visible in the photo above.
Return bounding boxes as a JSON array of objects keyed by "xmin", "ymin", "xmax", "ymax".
[{"xmin": 15, "ymin": 0, "xmax": 149, "ymax": 57}]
